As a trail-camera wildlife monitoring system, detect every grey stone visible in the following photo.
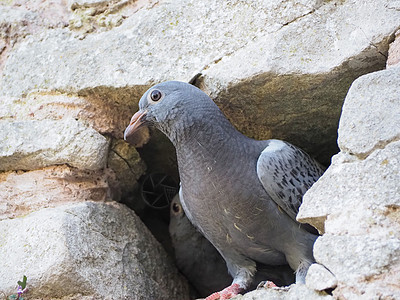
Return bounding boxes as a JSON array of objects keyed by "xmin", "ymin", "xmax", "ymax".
[
  {"xmin": 0, "ymin": 3, "xmax": 69, "ymax": 46},
  {"xmin": 199, "ymin": 0, "xmax": 399, "ymax": 163},
  {"xmin": 297, "ymin": 65, "xmax": 400, "ymax": 298},
  {"xmin": 0, "ymin": 201, "xmax": 190, "ymax": 299},
  {"xmin": 1, "ymin": 0, "xmax": 399, "ymax": 165},
  {"xmin": 338, "ymin": 66, "xmax": 400, "ymax": 158},
  {"xmin": 107, "ymin": 138, "xmax": 147, "ymax": 198},
  {"xmin": 298, "ymin": 67, "xmax": 400, "ymax": 233},
  {"xmin": 387, "ymin": 30, "xmax": 400, "ymax": 67},
  {"xmin": 0, "ymin": 0, "xmax": 322, "ymax": 97},
  {"xmin": 0, "ymin": 119, "xmax": 109, "ymax": 171},
  {"xmin": 232, "ymin": 284, "xmax": 332, "ymax": 300},
  {"xmin": 306, "ymin": 264, "xmax": 337, "ymax": 291}
]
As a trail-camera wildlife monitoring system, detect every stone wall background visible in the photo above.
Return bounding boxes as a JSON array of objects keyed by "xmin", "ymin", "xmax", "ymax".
[{"xmin": 0, "ymin": 0, "xmax": 399, "ymax": 299}]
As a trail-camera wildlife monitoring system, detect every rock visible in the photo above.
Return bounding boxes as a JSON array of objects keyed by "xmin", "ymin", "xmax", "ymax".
[
  {"xmin": 107, "ymin": 138, "xmax": 147, "ymax": 198},
  {"xmin": 0, "ymin": 3, "xmax": 69, "ymax": 70},
  {"xmin": 2, "ymin": 1, "xmax": 397, "ymax": 165},
  {"xmin": 298, "ymin": 66, "xmax": 400, "ymax": 298},
  {"xmin": 298, "ymin": 66, "xmax": 400, "ymax": 233},
  {"xmin": 0, "ymin": 0, "xmax": 324, "ymax": 97},
  {"xmin": 306, "ymin": 264, "xmax": 337, "ymax": 292},
  {"xmin": 338, "ymin": 66, "xmax": 400, "ymax": 158},
  {"xmin": 232, "ymin": 284, "xmax": 332, "ymax": 300},
  {"xmin": 0, "ymin": 201, "xmax": 190, "ymax": 299},
  {"xmin": 0, "ymin": 92, "xmax": 147, "ymax": 210},
  {"xmin": 299, "ymin": 142, "xmax": 400, "ymax": 233},
  {"xmin": 2, "ymin": 0, "xmax": 70, "ymax": 29},
  {"xmin": 0, "ymin": 165, "xmax": 119, "ymax": 221},
  {"xmin": 0, "ymin": 91, "xmax": 143, "ymax": 139},
  {"xmin": 0, "ymin": 119, "xmax": 109, "ymax": 171},
  {"xmin": 199, "ymin": 0, "xmax": 400, "ymax": 164},
  {"xmin": 68, "ymin": 0, "xmax": 153, "ymax": 35},
  {"xmin": 387, "ymin": 30, "xmax": 400, "ymax": 67},
  {"xmin": 314, "ymin": 231, "xmax": 400, "ymax": 299}
]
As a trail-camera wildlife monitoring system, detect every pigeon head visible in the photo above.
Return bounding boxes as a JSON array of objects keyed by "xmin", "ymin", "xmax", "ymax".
[{"xmin": 124, "ymin": 81, "xmax": 225, "ymax": 145}]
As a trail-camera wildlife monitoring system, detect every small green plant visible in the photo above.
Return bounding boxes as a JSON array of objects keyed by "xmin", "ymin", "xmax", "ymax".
[{"xmin": 1, "ymin": 275, "xmax": 28, "ymax": 300}]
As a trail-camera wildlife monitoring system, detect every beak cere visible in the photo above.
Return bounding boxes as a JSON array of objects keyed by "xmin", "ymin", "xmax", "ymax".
[{"xmin": 124, "ymin": 110, "xmax": 147, "ymax": 141}]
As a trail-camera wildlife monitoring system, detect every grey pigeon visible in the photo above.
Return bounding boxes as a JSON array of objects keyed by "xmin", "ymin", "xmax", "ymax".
[
  {"xmin": 124, "ymin": 81, "xmax": 324, "ymax": 299},
  {"xmin": 169, "ymin": 194, "xmax": 232, "ymax": 296},
  {"xmin": 169, "ymin": 194, "xmax": 295, "ymax": 297}
]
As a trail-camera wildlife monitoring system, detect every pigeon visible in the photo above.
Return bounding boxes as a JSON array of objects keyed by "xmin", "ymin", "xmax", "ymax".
[
  {"xmin": 169, "ymin": 193, "xmax": 232, "ymax": 296},
  {"xmin": 169, "ymin": 194, "xmax": 295, "ymax": 297},
  {"xmin": 124, "ymin": 81, "xmax": 324, "ymax": 299}
]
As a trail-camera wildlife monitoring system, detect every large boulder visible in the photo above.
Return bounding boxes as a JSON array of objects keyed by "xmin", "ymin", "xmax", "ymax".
[
  {"xmin": 1, "ymin": 0, "xmax": 399, "ymax": 164},
  {"xmin": 0, "ymin": 201, "xmax": 190, "ymax": 299},
  {"xmin": 298, "ymin": 65, "xmax": 400, "ymax": 298},
  {"xmin": 0, "ymin": 0, "xmax": 324, "ymax": 97},
  {"xmin": 199, "ymin": 0, "xmax": 399, "ymax": 163}
]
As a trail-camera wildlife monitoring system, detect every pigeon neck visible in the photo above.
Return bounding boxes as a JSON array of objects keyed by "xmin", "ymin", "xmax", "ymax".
[{"xmin": 173, "ymin": 110, "xmax": 246, "ymax": 160}]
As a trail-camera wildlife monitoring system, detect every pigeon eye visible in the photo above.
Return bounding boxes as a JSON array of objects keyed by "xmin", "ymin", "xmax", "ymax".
[
  {"xmin": 150, "ymin": 90, "xmax": 163, "ymax": 102},
  {"xmin": 172, "ymin": 202, "xmax": 181, "ymax": 214}
]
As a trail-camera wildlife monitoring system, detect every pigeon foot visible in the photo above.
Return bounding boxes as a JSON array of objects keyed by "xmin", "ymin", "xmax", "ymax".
[
  {"xmin": 204, "ymin": 283, "xmax": 242, "ymax": 300},
  {"xmin": 256, "ymin": 280, "xmax": 277, "ymax": 289}
]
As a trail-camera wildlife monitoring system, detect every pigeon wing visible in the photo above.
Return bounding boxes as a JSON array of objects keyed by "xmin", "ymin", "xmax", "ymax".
[{"xmin": 256, "ymin": 140, "xmax": 324, "ymax": 222}]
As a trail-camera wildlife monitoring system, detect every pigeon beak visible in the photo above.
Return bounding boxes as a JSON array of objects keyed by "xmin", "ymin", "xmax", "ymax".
[{"xmin": 124, "ymin": 110, "xmax": 148, "ymax": 141}]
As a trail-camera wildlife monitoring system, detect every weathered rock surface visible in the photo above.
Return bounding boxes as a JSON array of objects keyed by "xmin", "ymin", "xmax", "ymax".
[
  {"xmin": 0, "ymin": 91, "xmax": 145, "ymax": 139},
  {"xmin": 233, "ymin": 284, "xmax": 332, "ymax": 300},
  {"xmin": 306, "ymin": 264, "xmax": 337, "ymax": 292},
  {"xmin": 387, "ymin": 30, "xmax": 400, "ymax": 67},
  {"xmin": 0, "ymin": 119, "xmax": 109, "ymax": 171},
  {"xmin": 1, "ymin": 0, "xmax": 399, "ymax": 165},
  {"xmin": 338, "ymin": 66, "xmax": 400, "ymax": 158},
  {"xmin": 0, "ymin": 201, "xmax": 190, "ymax": 299},
  {"xmin": 108, "ymin": 138, "xmax": 147, "ymax": 198},
  {"xmin": 0, "ymin": 2, "xmax": 69, "ymax": 71},
  {"xmin": 199, "ymin": 0, "xmax": 400, "ymax": 163},
  {"xmin": 298, "ymin": 66, "xmax": 400, "ymax": 233},
  {"xmin": 0, "ymin": 0, "xmax": 323, "ymax": 97},
  {"xmin": 0, "ymin": 165, "xmax": 118, "ymax": 221},
  {"xmin": 298, "ymin": 66, "xmax": 400, "ymax": 298},
  {"xmin": 68, "ymin": 0, "xmax": 155, "ymax": 35}
]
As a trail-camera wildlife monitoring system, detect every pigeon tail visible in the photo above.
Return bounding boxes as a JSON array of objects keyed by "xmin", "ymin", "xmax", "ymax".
[{"xmin": 295, "ymin": 259, "xmax": 313, "ymax": 284}]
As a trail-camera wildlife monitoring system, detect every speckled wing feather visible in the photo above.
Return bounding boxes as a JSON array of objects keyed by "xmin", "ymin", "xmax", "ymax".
[{"xmin": 256, "ymin": 139, "xmax": 324, "ymax": 222}]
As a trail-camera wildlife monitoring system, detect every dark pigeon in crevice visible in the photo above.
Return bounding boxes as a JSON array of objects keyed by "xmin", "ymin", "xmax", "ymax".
[{"xmin": 124, "ymin": 81, "xmax": 324, "ymax": 300}]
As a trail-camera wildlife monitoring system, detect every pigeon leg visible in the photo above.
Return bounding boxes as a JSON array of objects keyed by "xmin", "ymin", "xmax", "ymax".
[{"xmin": 204, "ymin": 283, "xmax": 242, "ymax": 300}]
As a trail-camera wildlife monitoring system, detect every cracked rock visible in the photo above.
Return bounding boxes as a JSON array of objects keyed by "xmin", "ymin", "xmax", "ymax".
[
  {"xmin": 298, "ymin": 66, "xmax": 400, "ymax": 298},
  {"xmin": 107, "ymin": 138, "xmax": 147, "ymax": 199},
  {"xmin": 0, "ymin": 201, "xmax": 190, "ymax": 299},
  {"xmin": 1, "ymin": 0, "xmax": 399, "ymax": 165}
]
